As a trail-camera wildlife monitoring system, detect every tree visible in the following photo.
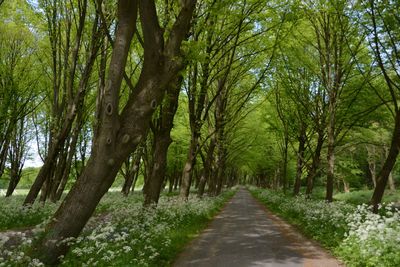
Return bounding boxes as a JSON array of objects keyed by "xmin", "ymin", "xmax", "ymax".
[
  {"xmin": 0, "ymin": 1, "xmax": 41, "ymax": 196},
  {"xmin": 364, "ymin": 0, "xmax": 400, "ymax": 212},
  {"xmin": 304, "ymin": 0, "xmax": 362, "ymax": 201},
  {"xmin": 143, "ymin": 75, "xmax": 183, "ymax": 205},
  {"xmin": 30, "ymin": 0, "xmax": 197, "ymax": 264},
  {"xmin": 180, "ymin": 0, "xmax": 277, "ymax": 198},
  {"xmin": 24, "ymin": 0, "xmax": 103, "ymax": 204}
]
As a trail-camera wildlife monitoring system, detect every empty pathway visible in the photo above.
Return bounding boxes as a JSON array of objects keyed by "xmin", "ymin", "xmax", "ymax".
[{"xmin": 174, "ymin": 188, "xmax": 343, "ymax": 267}]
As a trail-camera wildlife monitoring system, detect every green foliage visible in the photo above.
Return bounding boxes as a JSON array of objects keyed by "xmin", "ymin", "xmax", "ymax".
[
  {"xmin": 335, "ymin": 189, "xmax": 400, "ymax": 206},
  {"xmin": 337, "ymin": 203, "xmax": 400, "ymax": 267},
  {"xmin": 0, "ymin": 196, "xmax": 56, "ymax": 231},
  {"xmin": 0, "ymin": 190, "xmax": 235, "ymax": 266},
  {"xmin": 249, "ymin": 186, "xmax": 354, "ymax": 248},
  {"xmin": 250, "ymin": 186, "xmax": 400, "ymax": 267}
]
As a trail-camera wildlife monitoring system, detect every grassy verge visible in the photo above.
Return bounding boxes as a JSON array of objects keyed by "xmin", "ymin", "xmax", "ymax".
[
  {"xmin": 0, "ymin": 189, "xmax": 235, "ymax": 266},
  {"xmin": 249, "ymin": 186, "xmax": 353, "ymax": 249},
  {"xmin": 0, "ymin": 196, "xmax": 57, "ymax": 231},
  {"xmin": 334, "ymin": 189, "xmax": 400, "ymax": 205},
  {"xmin": 248, "ymin": 186, "xmax": 400, "ymax": 267}
]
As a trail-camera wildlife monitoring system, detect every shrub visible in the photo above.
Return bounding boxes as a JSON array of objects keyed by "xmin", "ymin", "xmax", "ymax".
[{"xmin": 249, "ymin": 186, "xmax": 400, "ymax": 266}]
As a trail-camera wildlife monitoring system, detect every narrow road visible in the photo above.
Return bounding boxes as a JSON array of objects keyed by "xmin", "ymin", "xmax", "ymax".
[{"xmin": 174, "ymin": 188, "xmax": 342, "ymax": 267}]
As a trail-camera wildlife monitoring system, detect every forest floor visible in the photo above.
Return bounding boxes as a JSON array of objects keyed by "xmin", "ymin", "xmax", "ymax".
[{"xmin": 173, "ymin": 188, "xmax": 344, "ymax": 267}]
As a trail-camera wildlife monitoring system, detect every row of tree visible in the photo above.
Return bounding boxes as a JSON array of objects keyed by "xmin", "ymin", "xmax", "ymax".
[{"xmin": 0, "ymin": 0, "xmax": 399, "ymax": 264}]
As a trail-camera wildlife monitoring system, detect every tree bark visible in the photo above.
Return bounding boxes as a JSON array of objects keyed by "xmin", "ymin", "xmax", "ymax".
[
  {"xmin": 29, "ymin": 0, "xmax": 196, "ymax": 263},
  {"xmin": 30, "ymin": 1, "xmax": 139, "ymax": 263},
  {"xmin": 143, "ymin": 76, "xmax": 182, "ymax": 206},
  {"xmin": 293, "ymin": 125, "xmax": 306, "ymax": 196},
  {"xmin": 199, "ymin": 134, "xmax": 216, "ymax": 197},
  {"xmin": 282, "ymin": 129, "xmax": 289, "ymax": 192},
  {"xmin": 371, "ymin": 111, "xmax": 400, "ymax": 211},
  {"xmin": 366, "ymin": 145, "xmax": 377, "ymax": 188},
  {"xmin": 179, "ymin": 135, "xmax": 198, "ymax": 199},
  {"xmin": 121, "ymin": 153, "xmax": 141, "ymax": 196},
  {"xmin": 6, "ymin": 118, "xmax": 26, "ymax": 197},
  {"xmin": 305, "ymin": 130, "xmax": 324, "ymax": 197},
  {"xmin": 326, "ymin": 101, "xmax": 336, "ymax": 202},
  {"xmin": 23, "ymin": 13, "xmax": 100, "ymax": 205}
]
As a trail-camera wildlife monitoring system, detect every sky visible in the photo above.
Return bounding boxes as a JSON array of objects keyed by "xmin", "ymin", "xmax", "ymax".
[{"xmin": 24, "ymin": 140, "xmax": 43, "ymax": 168}]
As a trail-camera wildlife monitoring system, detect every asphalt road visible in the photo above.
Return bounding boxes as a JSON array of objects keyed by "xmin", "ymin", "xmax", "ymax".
[{"xmin": 173, "ymin": 188, "xmax": 342, "ymax": 267}]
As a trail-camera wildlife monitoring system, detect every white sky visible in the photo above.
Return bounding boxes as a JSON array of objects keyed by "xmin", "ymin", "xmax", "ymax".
[{"xmin": 24, "ymin": 140, "xmax": 43, "ymax": 168}]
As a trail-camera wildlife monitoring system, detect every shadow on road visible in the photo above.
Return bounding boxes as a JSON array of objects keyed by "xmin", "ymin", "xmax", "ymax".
[{"xmin": 174, "ymin": 188, "xmax": 342, "ymax": 267}]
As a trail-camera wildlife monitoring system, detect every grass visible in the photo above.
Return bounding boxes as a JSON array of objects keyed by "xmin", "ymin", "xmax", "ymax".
[
  {"xmin": 334, "ymin": 189, "xmax": 400, "ymax": 205},
  {"xmin": 248, "ymin": 186, "xmax": 400, "ymax": 267},
  {"xmin": 0, "ymin": 195, "xmax": 57, "ymax": 231},
  {"xmin": 0, "ymin": 188, "xmax": 236, "ymax": 266},
  {"xmin": 155, "ymin": 193, "xmax": 233, "ymax": 266},
  {"xmin": 248, "ymin": 186, "xmax": 353, "ymax": 249},
  {"xmin": 60, "ymin": 189, "xmax": 236, "ymax": 266}
]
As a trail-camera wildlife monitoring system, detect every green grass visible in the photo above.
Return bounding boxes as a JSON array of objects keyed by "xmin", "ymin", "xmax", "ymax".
[
  {"xmin": 334, "ymin": 189, "xmax": 400, "ymax": 205},
  {"xmin": 0, "ymin": 188, "xmax": 236, "ymax": 266},
  {"xmin": 248, "ymin": 186, "xmax": 400, "ymax": 267},
  {"xmin": 248, "ymin": 186, "xmax": 354, "ymax": 249},
  {"xmin": 163, "ymin": 190, "xmax": 235, "ymax": 266},
  {"xmin": 59, "ymin": 189, "xmax": 236, "ymax": 266},
  {"xmin": 0, "ymin": 195, "xmax": 57, "ymax": 231}
]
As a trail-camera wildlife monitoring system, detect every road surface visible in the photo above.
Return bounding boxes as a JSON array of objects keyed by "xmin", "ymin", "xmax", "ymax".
[{"xmin": 173, "ymin": 188, "xmax": 343, "ymax": 267}]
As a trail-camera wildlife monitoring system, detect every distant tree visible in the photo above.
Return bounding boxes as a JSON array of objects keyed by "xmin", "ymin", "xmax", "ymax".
[
  {"xmin": 24, "ymin": 0, "xmax": 103, "ymax": 204},
  {"xmin": 304, "ymin": 0, "xmax": 363, "ymax": 201},
  {"xmin": 0, "ymin": 2, "xmax": 41, "ymax": 196}
]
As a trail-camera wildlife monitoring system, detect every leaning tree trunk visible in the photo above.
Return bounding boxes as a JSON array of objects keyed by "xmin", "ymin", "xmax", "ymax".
[
  {"xmin": 23, "ymin": 40, "xmax": 99, "ymax": 205},
  {"xmin": 371, "ymin": 111, "xmax": 400, "ymax": 212},
  {"xmin": 143, "ymin": 135, "xmax": 172, "ymax": 205},
  {"xmin": 54, "ymin": 122, "xmax": 82, "ymax": 201},
  {"xmin": 29, "ymin": 0, "xmax": 196, "ymax": 264},
  {"xmin": 121, "ymin": 153, "xmax": 142, "ymax": 196},
  {"xmin": 143, "ymin": 76, "xmax": 182, "ymax": 206},
  {"xmin": 215, "ymin": 150, "xmax": 226, "ymax": 196},
  {"xmin": 30, "ymin": 2, "xmax": 139, "ymax": 262},
  {"xmin": 6, "ymin": 120, "xmax": 26, "ymax": 197}
]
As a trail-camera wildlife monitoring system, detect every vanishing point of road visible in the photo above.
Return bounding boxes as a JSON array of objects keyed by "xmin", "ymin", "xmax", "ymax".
[{"xmin": 174, "ymin": 188, "xmax": 343, "ymax": 267}]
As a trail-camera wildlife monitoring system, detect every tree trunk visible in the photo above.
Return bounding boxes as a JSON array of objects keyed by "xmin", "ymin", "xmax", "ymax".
[
  {"xmin": 199, "ymin": 135, "xmax": 216, "ymax": 197},
  {"xmin": 367, "ymin": 145, "xmax": 377, "ymax": 188},
  {"xmin": 388, "ymin": 172, "xmax": 396, "ymax": 190},
  {"xmin": 326, "ymin": 100, "xmax": 336, "ymax": 202},
  {"xmin": 343, "ymin": 179, "xmax": 350, "ymax": 193},
  {"xmin": 0, "ymin": 140, "xmax": 9, "ymax": 179},
  {"xmin": 121, "ymin": 155, "xmax": 141, "ymax": 196},
  {"xmin": 143, "ymin": 77, "xmax": 181, "ymax": 206},
  {"xmin": 6, "ymin": 119, "xmax": 26, "ymax": 197},
  {"xmin": 23, "ymin": 35, "xmax": 99, "ymax": 205},
  {"xmin": 282, "ymin": 129, "xmax": 289, "ymax": 192},
  {"xmin": 29, "ymin": 0, "xmax": 196, "ymax": 263},
  {"xmin": 30, "ymin": 1, "xmax": 139, "ymax": 263},
  {"xmin": 49, "ymin": 146, "xmax": 69, "ymax": 202},
  {"xmin": 371, "ymin": 111, "xmax": 400, "ymax": 212},
  {"xmin": 215, "ymin": 154, "xmax": 226, "ymax": 196},
  {"xmin": 293, "ymin": 125, "xmax": 306, "ymax": 196},
  {"xmin": 54, "ymin": 122, "xmax": 82, "ymax": 201},
  {"xmin": 179, "ymin": 136, "xmax": 198, "ymax": 199},
  {"xmin": 143, "ymin": 135, "xmax": 172, "ymax": 205},
  {"xmin": 305, "ymin": 130, "xmax": 324, "ymax": 197}
]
